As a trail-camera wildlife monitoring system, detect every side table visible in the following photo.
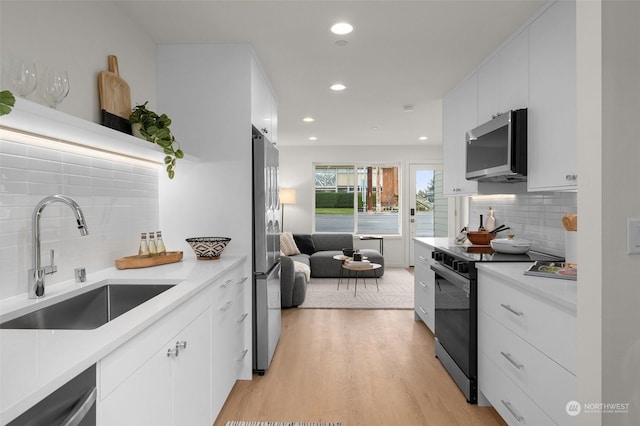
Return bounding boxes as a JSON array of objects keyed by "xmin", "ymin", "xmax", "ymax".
[{"xmin": 341, "ymin": 262, "xmax": 382, "ymax": 297}]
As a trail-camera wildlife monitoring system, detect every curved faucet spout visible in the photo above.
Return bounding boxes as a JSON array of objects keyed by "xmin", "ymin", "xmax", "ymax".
[{"xmin": 29, "ymin": 195, "xmax": 89, "ymax": 299}]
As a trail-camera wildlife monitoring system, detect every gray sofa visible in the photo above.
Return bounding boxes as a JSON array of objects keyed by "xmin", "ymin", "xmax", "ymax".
[{"xmin": 280, "ymin": 233, "xmax": 385, "ymax": 308}]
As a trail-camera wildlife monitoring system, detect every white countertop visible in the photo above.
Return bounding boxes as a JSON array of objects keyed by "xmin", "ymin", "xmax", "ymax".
[
  {"xmin": 476, "ymin": 262, "xmax": 577, "ymax": 312},
  {"xmin": 0, "ymin": 255, "xmax": 246, "ymax": 424},
  {"xmin": 413, "ymin": 237, "xmax": 452, "ymax": 249}
]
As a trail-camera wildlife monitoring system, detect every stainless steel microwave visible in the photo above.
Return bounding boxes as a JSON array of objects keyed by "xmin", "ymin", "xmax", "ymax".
[{"xmin": 465, "ymin": 109, "xmax": 527, "ymax": 182}]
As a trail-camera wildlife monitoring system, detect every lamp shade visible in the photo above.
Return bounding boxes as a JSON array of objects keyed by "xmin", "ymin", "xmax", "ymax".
[{"xmin": 280, "ymin": 188, "xmax": 297, "ymax": 205}]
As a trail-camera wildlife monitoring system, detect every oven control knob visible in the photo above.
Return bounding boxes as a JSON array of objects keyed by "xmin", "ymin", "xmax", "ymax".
[
  {"xmin": 432, "ymin": 251, "xmax": 443, "ymax": 262},
  {"xmin": 456, "ymin": 262, "xmax": 469, "ymax": 274}
]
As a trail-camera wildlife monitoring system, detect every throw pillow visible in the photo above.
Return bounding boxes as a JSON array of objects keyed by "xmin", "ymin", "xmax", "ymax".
[
  {"xmin": 293, "ymin": 260, "xmax": 311, "ymax": 282},
  {"xmin": 280, "ymin": 232, "xmax": 300, "ymax": 256},
  {"xmin": 293, "ymin": 234, "xmax": 316, "ymax": 255}
]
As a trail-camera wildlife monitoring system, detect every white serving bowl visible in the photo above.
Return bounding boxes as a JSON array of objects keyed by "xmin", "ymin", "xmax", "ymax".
[{"xmin": 490, "ymin": 237, "xmax": 532, "ymax": 254}]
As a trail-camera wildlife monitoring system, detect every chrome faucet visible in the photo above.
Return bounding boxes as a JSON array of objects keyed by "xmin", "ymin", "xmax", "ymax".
[{"xmin": 29, "ymin": 195, "xmax": 89, "ymax": 299}]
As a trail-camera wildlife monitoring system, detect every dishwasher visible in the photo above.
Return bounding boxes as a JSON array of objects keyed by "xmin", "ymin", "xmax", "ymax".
[{"xmin": 8, "ymin": 365, "xmax": 96, "ymax": 426}]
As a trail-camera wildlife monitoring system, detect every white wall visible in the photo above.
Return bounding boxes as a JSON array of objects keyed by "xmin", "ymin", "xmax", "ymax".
[
  {"xmin": 577, "ymin": 1, "xmax": 640, "ymax": 425},
  {"xmin": 279, "ymin": 144, "xmax": 442, "ymax": 267},
  {"xmin": 0, "ymin": 1, "xmax": 157, "ymax": 122},
  {"xmin": 0, "ymin": 1, "xmax": 162, "ymax": 301}
]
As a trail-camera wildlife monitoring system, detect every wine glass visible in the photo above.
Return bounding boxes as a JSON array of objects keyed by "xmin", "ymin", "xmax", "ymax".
[
  {"xmin": 39, "ymin": 67, "xmax": 69, "ymax": 109},
  {"xmin": 5, "ymin": 58, "xmax": 38, "ymax": 97}
]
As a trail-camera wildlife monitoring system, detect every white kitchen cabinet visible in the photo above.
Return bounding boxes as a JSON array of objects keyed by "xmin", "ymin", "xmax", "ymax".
[
  {"xmin": 442, "ymin": 74, "xmax": 479, "ymax": 196},
  {"xmin": 527, "ymin": 0, "xmax": 577, "ymax": 191},
  {"xmin": 478, "ymin": 28, "xmax": 529, "ymax": 124},
  {"xmin": 478, "ymin": 268, "xmax": 576, "ymax": 425},
  {"xmin": 251, "ymin": 56, "xmax": 278, "ymax": 142},
  {"xmin": 210, "ymin": 267, "xmax": 248, "ymax": 418},
  {"xmin": 99, "ymin": 302, "xmax": 212, "ymax": 426},
  {"xmin": 98, "ymin": 260, "xmax": 248, "ymax": 426},
  {"xmin": 413, "ymin": 241, "xmax": 435, "ymax": 332}
]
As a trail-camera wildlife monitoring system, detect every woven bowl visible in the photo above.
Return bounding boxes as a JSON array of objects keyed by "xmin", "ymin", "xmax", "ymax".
[
  {"xmin": 466, "ymin": 231, "xmax": 496, "ymax": 246},
  {"xmin": 185, "ymin": 237, "xmax": 231, "ymax": 260}
]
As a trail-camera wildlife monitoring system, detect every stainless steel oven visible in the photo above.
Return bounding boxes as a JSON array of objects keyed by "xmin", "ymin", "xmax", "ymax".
[{"xmin": 431, "ymin": 252, "xmax": 477, "ymax": 403}]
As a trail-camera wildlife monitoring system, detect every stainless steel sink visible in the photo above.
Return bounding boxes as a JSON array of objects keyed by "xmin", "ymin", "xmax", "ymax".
[{"xmin": 0, "ymin": 284, "xmax": 175, "ymax": 330}]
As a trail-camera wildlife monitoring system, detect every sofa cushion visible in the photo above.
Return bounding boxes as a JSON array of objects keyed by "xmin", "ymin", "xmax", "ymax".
[
  {"xmin": 293, "ymin": 234, "xmax": 316, "ymax": 255},
  {"xmin": 312, "ymin": 233, "xmax": 353, "ymax": 252},
  {"xmin": 310, "ymin": 250, "xmax": 344, "ymax": 277},
  {"xmin": 280, "ymin": 232, "xmax": 300, "ymax": 256}
]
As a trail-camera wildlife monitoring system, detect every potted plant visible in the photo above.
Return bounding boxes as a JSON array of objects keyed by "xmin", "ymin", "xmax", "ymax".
[
  {"xmin": 0, "ymin": 90, "xmax": 16, "ymax": 116},
  {"xmin": 129, "ymin": 102, "xmax": 184, "ymax": 179}
]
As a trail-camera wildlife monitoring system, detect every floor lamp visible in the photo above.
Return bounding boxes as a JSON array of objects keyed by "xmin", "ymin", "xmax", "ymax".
[{"xmin": 279, "ymin": 188, "xmax": 297, "ymax": 232}]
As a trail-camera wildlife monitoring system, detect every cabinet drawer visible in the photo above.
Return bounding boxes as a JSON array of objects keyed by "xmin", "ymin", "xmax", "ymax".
[
  {"xmin": 414, "ymin": 280, "xmax": 434, "ymax": 332},
  {"xmin": 479, "ymin": 352, "xmax": 556, "ymax": 426},
  {"xmin": 479, "ymin": 311, "xmax": 576, "ymax": 424},
  {"xmin": 478, "ymin": 271, "xmax": 576, "ymax": 373}
]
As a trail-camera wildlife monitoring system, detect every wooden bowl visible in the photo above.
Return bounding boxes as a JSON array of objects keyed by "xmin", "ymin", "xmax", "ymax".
[{"xmin": 466, "ymin": 231, "xmax": 496, "ymax": 246}]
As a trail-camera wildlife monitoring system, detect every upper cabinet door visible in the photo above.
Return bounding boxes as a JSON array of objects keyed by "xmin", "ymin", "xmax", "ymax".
[
  {"xmin": 528, "ymin": 0, "xmax": 577, "ymax": 191},
  {"xmin": 251, "ymin": 57, "xmax": 276, "ymax": 141},
  {"xmin": 478, "ymin": 28, "xmax": 529, "ymax": 124},
  {"xmin": 443, "ymin": 75, "xmax": 479, "ymax": 196}
]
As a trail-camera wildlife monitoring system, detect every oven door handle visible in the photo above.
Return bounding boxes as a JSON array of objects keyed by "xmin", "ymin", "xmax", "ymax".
[{"xmin": 430, "ymin": 263, "xmax": 470, "ymax": 295}]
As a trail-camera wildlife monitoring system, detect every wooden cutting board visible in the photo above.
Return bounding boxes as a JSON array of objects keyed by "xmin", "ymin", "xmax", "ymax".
[{"xmin": 98, "ymin": 55, "xmax": 131, "ymax": 120}]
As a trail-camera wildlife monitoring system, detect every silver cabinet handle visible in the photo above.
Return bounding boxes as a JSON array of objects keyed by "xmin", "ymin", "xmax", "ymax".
[
  {"xmin": 500, "ymin": 351, "xmax": 524, "ymax": 369},
  {"xmin": 221, "ymin": 279, "xmax": 233, "ymax": 289},
  {"xmin": 59, "ymin": 387, "xmax": 97, "ymax": 426},
  {"xmin": 220, "ymin": 301, "xmax": 233, "ymax": 312},
  {"xmin": 167, "ymin": 347, "xmax": 179, "ymax": 357},
  {"xmin": 237, "ymin": 276, "xmax": 249, "ymax": 285},
  {"xmin": 176, "ymin": 340, "xmax": 187, "ymax": 350},
  {"xmin": 237, "ymin": 312, "xmax": 249, "ymax": 323},
  {"xmin": 419, "ymin": 281, "xmax": 427, "ymax": 288},
  {"xmin": 565, "ymin": 174, "xmax": 578, "ymax": 181},
  {"xmin": 237, "ymin": 349, "xmax": 249, "ymax": 361},
  {"xmin": 501, "ymin": 400, "xmax": 524, "ymax": 422},
  {"xmin": 500, "ymin": 303, "xmax": 524, "ymax": 317},
  {"xmin": 419, "ymin": 256, "xmax": 427, "ymax": 261},
  {"xmin": 419, "ymin": 307, "xmax": 427, "ymax": 315}
]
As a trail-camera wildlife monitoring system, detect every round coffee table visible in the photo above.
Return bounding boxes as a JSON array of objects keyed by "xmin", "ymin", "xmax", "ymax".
[{"xmin": 341, "ymin": 262, "xmax": 382, "ymax": 297}]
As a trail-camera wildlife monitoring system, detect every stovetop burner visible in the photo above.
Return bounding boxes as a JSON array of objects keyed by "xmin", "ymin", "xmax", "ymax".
[{"xmin": 437, "ymin": 244, "xmax": 564, "ymax": 263}]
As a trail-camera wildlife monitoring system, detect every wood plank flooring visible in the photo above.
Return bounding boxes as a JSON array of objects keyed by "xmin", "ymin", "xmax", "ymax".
[{"xmin": 214, "ymin": 309, "xmax": 506, "ymax": 426}]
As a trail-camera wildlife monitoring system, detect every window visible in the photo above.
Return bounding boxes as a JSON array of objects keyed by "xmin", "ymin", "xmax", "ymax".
[{"xmin": 314, "ymin": 164, "xmax": 400, "ymax": 235}]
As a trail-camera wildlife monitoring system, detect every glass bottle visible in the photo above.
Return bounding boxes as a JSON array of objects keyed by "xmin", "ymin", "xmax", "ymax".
[
  {"xmin": 148, "ymin": 232, "xmax": 158, "ymax": 256},
  {"xmin": 138, "ymin": 232, "xmax": 149, "ymax": 258},
  {"xmin": 156, "ymin": 231, "xmax": 167, "ymax": 256}
]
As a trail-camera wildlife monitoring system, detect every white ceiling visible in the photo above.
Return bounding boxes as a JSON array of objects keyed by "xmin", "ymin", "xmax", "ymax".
[{"xmin": 116, "ymin": 0, "xmax": 545, "ymax": 147}]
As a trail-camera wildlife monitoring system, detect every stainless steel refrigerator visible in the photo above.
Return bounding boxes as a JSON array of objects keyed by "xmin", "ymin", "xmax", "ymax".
[{"xmin": 252, "ymin": 126, "xmax": 281, "ymax": 375}]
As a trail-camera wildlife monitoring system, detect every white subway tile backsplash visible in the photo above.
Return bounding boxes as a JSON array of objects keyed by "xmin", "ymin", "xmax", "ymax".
[
  {"xmin": 470, "ymin": 192, "xmax": 577, "ymax": 257},
  {"xmin": 0, "ymin": 137, "xmax": 160, "ymax": 300}
]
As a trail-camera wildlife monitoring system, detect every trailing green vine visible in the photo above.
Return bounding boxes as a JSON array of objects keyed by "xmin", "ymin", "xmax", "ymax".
[{"xmin": 129, "ymin": 102, "xmax": 184, "ymax": 179}]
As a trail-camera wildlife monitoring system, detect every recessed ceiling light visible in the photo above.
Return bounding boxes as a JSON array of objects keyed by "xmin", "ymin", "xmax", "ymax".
[
  {"xmin": 403, "ymin": 105, "xmax": 414, "ymax": 112},
  {"xmin": 330, "ymin": 22, "xmax": 353, "ymax": 35},
  {"xmin": 309, "ymin": 136, "xmax": 318, "ymax": 141},
  {"xmin": 303, "ymin": 117, "xmax": 315, "ymax": 122},
  {"xmin": 418, "ymin": 136, "xmax": 429, "ymax": 141},
  {"xmin": 335, "ymin": 40, "xmax": 349, "ymax": 47},
  {"xmin": 330, "ymin": 83, "xmax": 346, "ymax": 91}
]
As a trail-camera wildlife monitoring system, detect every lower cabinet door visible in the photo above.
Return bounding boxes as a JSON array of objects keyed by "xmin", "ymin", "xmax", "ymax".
[
  {"xmin": 100, "ymin": 344, "xmax": 172, "ymax": 425},
  {"xmin": 173, "ymin": 308, "xmax": 212, "ymax": 426},
  {"xmin": 99, "ymin": 308, "xmax": 211, "ymax": 426}
]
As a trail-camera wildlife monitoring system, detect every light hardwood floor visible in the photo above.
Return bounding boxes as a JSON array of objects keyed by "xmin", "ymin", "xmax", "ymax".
[{"xmin": 214, "ymin": 309, "xmax": 506, "ymax": 426}]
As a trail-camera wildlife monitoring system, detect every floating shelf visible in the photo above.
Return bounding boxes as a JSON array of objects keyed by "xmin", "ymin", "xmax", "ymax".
[{"xmin": 0, "ymin": 98, "xmax": 198, "ymax": 164}]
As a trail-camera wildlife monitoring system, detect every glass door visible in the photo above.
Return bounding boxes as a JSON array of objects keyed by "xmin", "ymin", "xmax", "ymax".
[{"xmin": 409, "ymin": 165, "xmax": 448, "ymax": 265}]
